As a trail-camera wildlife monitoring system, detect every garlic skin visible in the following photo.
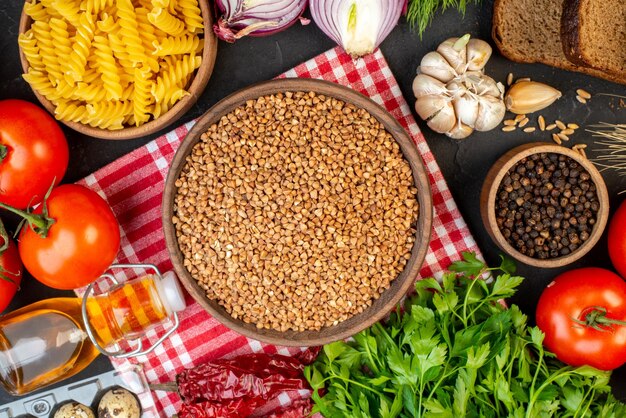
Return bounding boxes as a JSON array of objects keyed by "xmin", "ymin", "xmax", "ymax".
[
  {"xmin": 413, "ymin": 34, "xmax": 505, "ymax": 139},
  {"xmin": 475, "ymin": 95, "xmax": 507, "ymax": 132},
  {"xmin": 419, "ymin": 52, "xmax": 457, "ymax": 82},
  {"xmin": 437, "ymin": 36, "xmax": 468, "ymax": 73},
  {"xmin": 412, "ymin": 74, "xmax": 447, "ymax": 99},
  {"xmin": 447, "ymin": 123, "xmax": 474, "ymax": 139},
  {"xmin": 466, "ymin": 39, "xmax": 492, "ymax": 71},
  {"xmin": 426, "ymin": 100, "xmax": 456, "ymax": 134},
  {"xmin": 505, "ymin": 81, "xmax": 562, "ymax": 114}
]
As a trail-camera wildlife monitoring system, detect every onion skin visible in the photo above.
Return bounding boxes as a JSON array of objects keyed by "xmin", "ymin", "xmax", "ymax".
[
  {"xmin": 213, "ymin": 0, "xmax": 309, "ymax": 42},
  {"xmin": 310, "ymin": 0, "xmax": 404, "ymax": 57}
]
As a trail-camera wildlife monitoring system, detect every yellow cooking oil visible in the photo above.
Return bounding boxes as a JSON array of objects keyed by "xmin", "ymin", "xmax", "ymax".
[{"xmin": 0, "ymin": 298, "xmax": 100, "ymax": 396}]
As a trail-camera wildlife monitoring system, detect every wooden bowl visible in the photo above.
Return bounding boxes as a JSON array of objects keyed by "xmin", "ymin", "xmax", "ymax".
[
  {"xmin": 18, "ymin": 2, "xmax": 217, "ymax": 140},
  {"xmin": 162, "ymin": 79, "xmax": 433, "ymax": 346},
  {"xmin": 480, "ymin": 143, "xmax": 609, "ymax": 268}
]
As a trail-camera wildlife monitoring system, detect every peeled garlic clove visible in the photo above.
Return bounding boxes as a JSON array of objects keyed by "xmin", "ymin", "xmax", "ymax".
[
  {"xmin": 475, "ymin": 95, "xmax": 506, "ymax": 131},
  {"xmin": 453, "ymin": 94, "xmax": 479, "ymax": 127},
  {"xmin": 419, "ymin": 52, "xmax": 456, "ymax": 83},
  {"xmin": 447, "ymin": 122, "xmax": 474, "ymax": 139},
  {"xmin": 466, "ymin": 39, "xmax": 492, "ymax": 71},
  {"xmin": 412, "ymin": 74, "xmax": 448, "ymax": 99},
  {"xmin": 436, "ymin": 35, "xmax": 469, "ymax": 73},
  {"xmin": 505, "ymin": 81, "xmax": 562, "ymax": 114},
  {"xmin": 415, "ymin": 95, "xmax": 455, "ymax": 134}
]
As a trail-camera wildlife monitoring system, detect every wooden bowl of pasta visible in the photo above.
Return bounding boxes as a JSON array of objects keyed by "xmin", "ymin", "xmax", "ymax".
[{"xmin": 18, "ymin": 0, "xmax": 217, "ymax": 140}]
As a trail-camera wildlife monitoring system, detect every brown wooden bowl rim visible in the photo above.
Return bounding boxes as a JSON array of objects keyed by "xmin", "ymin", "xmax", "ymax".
[
  {"xmin": 17, "ymin": 1, "xmax": 218, "ymax": 140},
  {"xmin": 162, "ymin": 78, "xmax": 434, "ymax": 346},
  {"xmin": 481, "ymin": 142, "xmax": 609, "ymax": 268}
]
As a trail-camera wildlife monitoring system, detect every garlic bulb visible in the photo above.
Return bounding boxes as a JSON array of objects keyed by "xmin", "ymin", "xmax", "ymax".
[{"xmin": 412, "ymin": 35, "xmax": 505, "ymax": 139}]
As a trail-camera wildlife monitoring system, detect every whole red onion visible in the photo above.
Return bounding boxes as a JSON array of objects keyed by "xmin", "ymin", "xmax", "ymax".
[{"xmin": 213, "ymin": 0, "xmax": 309, "ymax": 42}]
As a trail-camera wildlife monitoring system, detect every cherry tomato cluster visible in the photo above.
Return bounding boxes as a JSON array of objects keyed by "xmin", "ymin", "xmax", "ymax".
[
  {"xmin": 0, "ymin": 100, "xmax": 120, "ymax": 311},
  {"xmin": 536, "ymin": 200, "xmax": 626, "ymax": 371}
]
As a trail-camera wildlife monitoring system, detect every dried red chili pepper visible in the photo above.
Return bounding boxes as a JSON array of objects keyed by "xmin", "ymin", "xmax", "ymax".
[
  {"xmin": 177, "ymin": 353, "xmax": 310, "ymax": 403},
  {"xmin": 154, "ymin": 350, "xmax": 320, "ymax": 418},
  {"xmin": 177, "ymin": 397, "xmax": 261, "ymax": 418},
  {"xmin": 265, "ymin": 398, "xmax": 313, "ymax": 418}
]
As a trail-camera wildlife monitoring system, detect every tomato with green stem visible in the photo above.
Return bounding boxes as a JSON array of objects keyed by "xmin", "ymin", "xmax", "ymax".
[
  {"xmin": 536, "ymin": 267, "xmax": 626, "ymax": 370},
  {"xmin": 0, "ymin": 100, "xmax": 68, "ymax": 209},
  {"xmin": 608, "ymin": 200, "xmax": 626, "ymax": 279},
  {"xmin": 0, "ymin": 219, "xmax": 23, "ymax": 312},
  {"xmin": 0, "ymin": 184, "xmax": 120, "ymax": 290}
]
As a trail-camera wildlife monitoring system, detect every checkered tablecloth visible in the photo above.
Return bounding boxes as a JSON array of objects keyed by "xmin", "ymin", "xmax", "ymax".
[{"xmin": 77, "ymin": 47, "xmax": 480, "ymax": 417}]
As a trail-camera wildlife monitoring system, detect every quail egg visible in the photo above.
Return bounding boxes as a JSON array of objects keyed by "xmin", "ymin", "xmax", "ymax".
[
  {"xmin": 54, "ymin": 402, "xmax": 96, "ymax": 418},
  {"xmin": 98, "ymin": 388, "xmax": 141, "ymax": 418}
]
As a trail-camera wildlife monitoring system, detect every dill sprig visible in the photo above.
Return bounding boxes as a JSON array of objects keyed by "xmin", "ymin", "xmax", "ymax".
[{"xmin": 406, "ymin": 0, "xmax": 481, "ymax": 36}]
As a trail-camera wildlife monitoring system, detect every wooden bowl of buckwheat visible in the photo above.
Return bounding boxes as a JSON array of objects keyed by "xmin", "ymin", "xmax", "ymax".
[{"xmin": 162, "ymin": 78, "xmax": 433, "ymax": 346}]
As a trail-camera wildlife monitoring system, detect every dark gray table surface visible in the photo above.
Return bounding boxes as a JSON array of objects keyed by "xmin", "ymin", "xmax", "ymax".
[{"xmin": 2, "ymin": 0, "xmax": 626, "ymax": 407}]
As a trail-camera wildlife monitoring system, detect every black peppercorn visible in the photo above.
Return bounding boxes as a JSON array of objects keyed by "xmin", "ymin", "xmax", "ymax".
[{"xmin": 495, "ymin": 152, "xmax": 599, "ymax": 259}]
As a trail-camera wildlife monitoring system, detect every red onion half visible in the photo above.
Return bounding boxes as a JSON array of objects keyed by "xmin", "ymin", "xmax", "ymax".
[
  {"xmin": 310, "ymin": 0, "xmax": 404, "ymax": 57},
  {"xmin": 213, "ymin": 0, "xmax": 309, "ymax": 42}
]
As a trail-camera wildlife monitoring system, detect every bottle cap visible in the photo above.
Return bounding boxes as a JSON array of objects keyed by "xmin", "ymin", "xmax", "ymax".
[{"xmin": 154, "ymin": 271, "xmax": 186, "ymax": 315}]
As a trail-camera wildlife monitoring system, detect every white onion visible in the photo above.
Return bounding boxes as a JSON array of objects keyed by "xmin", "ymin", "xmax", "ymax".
[{"xmin": 310, "ymin": 0, "xmax": 404, "ymax": 57}]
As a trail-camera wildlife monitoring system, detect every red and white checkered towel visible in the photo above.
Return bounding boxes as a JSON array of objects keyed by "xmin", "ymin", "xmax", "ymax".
[{"xmin": 77, "ymin": 47, "xmax": 480, "ymax": 417}]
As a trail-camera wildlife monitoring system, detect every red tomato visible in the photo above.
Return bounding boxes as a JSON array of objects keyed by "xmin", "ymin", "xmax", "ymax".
[
  {"xmin": 0, "ymin": 100, "xmax": 68, "ymax": 209},
  {"xmin": 0, "ymin": 231, "xmax": 23, "ymax": 312},
  {"xmin": 17, "ymin": 184, "xmax": 120, "ymax": 290},
  {"xmin": 608, "ymin": 200, "xmax": 626, "ymax": 278},
  {"xmin": 536, "ymin": 267, "xmax": 626, "ymax": 370}
]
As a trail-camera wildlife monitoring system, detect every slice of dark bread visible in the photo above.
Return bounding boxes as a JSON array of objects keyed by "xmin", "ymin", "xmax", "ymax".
[
  {"xmin": 492, "ymin": 0, "xmax": 626, "ymax": 85},
  {"xmin": 562, "ymin": 0, "xmax": 626, "ymax": 76}
]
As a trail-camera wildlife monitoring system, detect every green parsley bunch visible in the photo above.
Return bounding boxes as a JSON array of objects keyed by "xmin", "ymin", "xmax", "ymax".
[{"xmin": 305, "ymin": 253, "xmax": 626, "ymax": 418}]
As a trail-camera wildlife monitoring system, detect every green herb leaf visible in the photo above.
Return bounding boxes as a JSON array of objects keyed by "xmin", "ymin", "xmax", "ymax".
[
  {"xmin": 467, "ymin": 343, "xmax": 490, "ymax": 369},
  {"xmin": 491, "ymin": 274, "xmax": 525, "ymax": 300},
  {"xmin": 498, "ymin": 254, "xmax": 517, "ymax": 275},
  {"xmin": 323, "ymin": 341, "xmax": 348, "ymax": 363},
  {"xmin": 449, "ymin": 251, "xmax": 485, "ymax": 277},
  {"xmin": 406, "ymin": 0, "xmax": 482, "ymax": 37},
  {"xmin": 424, "ymin": 398, "xmax": 455, "ymax": 417}
]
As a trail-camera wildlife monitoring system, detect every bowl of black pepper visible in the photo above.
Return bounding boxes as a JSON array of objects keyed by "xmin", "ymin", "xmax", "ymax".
[{"xmin": 480, "ymin": 143, "xmax": 609, "ymax": 268}]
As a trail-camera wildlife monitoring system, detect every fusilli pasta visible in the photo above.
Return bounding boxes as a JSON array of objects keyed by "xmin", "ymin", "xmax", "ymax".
[
  {"xmin": 133, "ymin": 65, "xmax": 153, "ymax": 126},
  {"xmin": 48, "ymin": 18, "xmax": 74, "ymax": 84},
  {"xmin": 18, "ymin": 31, "xmax": 45, "ymax": 72},
  {"xmin": 21, "ymin": 0, "xmax": 205, "ymax": 129},
  {"xmin": 31, "ymin": 20, "xmax": 64, "ymax": 84},
  {"xmin": 147, "ymin": 7, "xmax": 185, "ymax": 36},
  {"xmin": 116, "ymin": 0, "xmax": 145, "ymax": 65},
  {"xmin": 80, "ymin": 0, "xmax": 114, "ymax": 14},
  {"xmin": 153, "ymin": 34, "xmax": 202, "ymax": 56},
  {"xmin": 92, "ymin": 35, "xmax": 123, "ymax": 100},
  {"xmin": 177, "ymin": 0, "xmax": 202, "ymax": 34},
  {"xmin": 53, "ymin": 0, "xmax": 81, "ymax": 27},
  {"xmin": 67, "ymin": 11, "xmax": 95, "ymax": 83}
]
